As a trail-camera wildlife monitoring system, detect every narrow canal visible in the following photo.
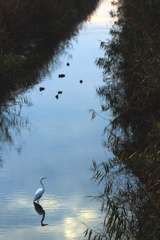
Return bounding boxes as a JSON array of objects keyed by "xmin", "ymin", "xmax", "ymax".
[{"xmin": 0, "ymin": 1, "xmax": 114, "ymax": 239}]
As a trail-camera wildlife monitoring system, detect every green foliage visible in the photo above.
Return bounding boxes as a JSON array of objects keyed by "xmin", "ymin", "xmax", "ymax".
[{"xmin": 0, "ymin": 50, "xmax": 25, "ymax": 70}]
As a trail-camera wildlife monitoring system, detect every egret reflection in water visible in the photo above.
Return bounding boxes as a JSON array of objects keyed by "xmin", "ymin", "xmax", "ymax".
[{"xmin": 33, "ymin": 202, "xmax": 48, "ymax": 226}]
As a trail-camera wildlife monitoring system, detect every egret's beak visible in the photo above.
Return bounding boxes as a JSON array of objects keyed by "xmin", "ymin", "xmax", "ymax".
[{"xmin": 43, "ymin": 177, "xmax": 47, "ymax": 179}]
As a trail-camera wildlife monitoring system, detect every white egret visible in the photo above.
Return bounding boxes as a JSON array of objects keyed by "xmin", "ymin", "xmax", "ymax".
[{"xmin": 33, "ymin": 177, "xmax": 47, "ymax": 203}]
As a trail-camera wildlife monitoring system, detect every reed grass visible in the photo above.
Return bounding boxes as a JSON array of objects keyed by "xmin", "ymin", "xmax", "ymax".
[{"xmin": 84, "ymin": 0, "xmax": 160, "ymax": 239}]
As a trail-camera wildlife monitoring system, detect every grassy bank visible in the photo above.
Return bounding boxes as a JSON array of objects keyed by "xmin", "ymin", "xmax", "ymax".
[
  {"xmin": 84, "ymin": 0, "xmax": 160, "ymax": 239},
  {"xmin": 0, "ymin": 0, "xmax": 100, "ymax": 50},
  {"xmin": 0, "ymin": 0, "xmax": 100, "ymax": 101},
  {"xmin": 97, "ymin": 0, "xmax": 160, "ymax": 190},
  {"xmin": 0, "ymin": 0, "xmax": 100, "ymax": 72}
]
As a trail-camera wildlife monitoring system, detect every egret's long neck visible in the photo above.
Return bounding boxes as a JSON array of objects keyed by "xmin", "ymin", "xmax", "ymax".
[{"xmin": 40, "ymin": 179, "xmax": 45, "ymax": 192}]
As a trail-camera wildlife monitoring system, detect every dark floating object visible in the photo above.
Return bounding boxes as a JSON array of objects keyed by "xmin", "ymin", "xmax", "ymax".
[
  {"xmin": 39, "ymin": 87, "xmax": 45, "ymax": 91},
  {"xmin": 55, "ymin": 95, "xmax": 59, "ymax": 99},
  {"xmin": 67, "ymin": 62, "xmax": 70, "ymax": 66},
  {"xmin": 58, "ymin": 91, "xmax": 62, "ymax": 94},
  {"xmin": 79, "ymin": 80, "xmax": 83, "ymax": 84},
  {"xmin": 33, "ymin": 202, "xmax": 48, "ymax": 226},
  {"xmin": 58, "ymin": 74, "xmax": 65, "ymax": 78}
]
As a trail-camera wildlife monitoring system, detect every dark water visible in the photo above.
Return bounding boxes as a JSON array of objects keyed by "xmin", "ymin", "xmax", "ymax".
[{"xmin": 0, "ymin": 1, "xmax": 114, "ymax": 239}]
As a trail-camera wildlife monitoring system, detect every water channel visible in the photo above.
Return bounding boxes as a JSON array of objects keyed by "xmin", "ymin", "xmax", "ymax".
[{"xmin": 0, "ymin": 1, "xmax": 114, "ymax": 239}]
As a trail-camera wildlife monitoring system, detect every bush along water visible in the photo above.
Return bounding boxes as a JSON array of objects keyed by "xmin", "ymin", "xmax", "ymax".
[
  {"xmin": 84, "ymin": 0, "xmax": 160, "ymax": 239},
  {"xmin": 0, "ymin": 0, "xmax": 100, "ymax": 100}
]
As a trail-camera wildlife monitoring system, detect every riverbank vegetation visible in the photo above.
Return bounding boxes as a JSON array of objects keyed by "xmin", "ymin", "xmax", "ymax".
[
  {"xmin": 0, "ymin": 0, "xmax": 100, "ymax": 100},
  {"xmin": 85, "ymin": 0, "xmax": 160, "ymax": 239},
  {"xmin": 0, "ymin": 0, "xmax": 100, "ymax": 51}
]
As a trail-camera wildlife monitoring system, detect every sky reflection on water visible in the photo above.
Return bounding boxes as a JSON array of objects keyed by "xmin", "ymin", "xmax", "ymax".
[{"xmin": 0, "ymin": 1, "xmax": 114, "ymax": 239}]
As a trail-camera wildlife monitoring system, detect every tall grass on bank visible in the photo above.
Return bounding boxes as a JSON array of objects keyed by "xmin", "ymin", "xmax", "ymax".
[
  {"xmin": 84, "ymin": 0, "xmax": 160, "ymax": 239},
  {"xmin": 0, "ymin": 0, "xmax": 100, "ymax": 72},
  {"xmin": 0, "ymin": 0, "xmax": 100, "ymax": 96},
  {"xmin": 96, "ymin": 0, "xmax": 160, "ymax": 188},
  {"xmin": 83, "ymin": 159, "xmax": 160, "ymax": 240},
  {"xmin": 0, "ymin": 0, "xmax": 100, "ymax": 50}
]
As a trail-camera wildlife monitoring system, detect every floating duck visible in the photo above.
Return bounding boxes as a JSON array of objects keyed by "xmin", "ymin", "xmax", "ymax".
[
  {"xmin": 39, "ymin": 87, "xmax": 45, "ymax": 91},
  {"xmin": 58, "ymin": 74, "xmax": 65, "ymax": 78}
]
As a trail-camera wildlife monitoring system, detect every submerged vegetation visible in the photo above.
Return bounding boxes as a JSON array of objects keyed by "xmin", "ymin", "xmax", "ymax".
[{"xmin": 84, "ymin": 0, "xmax": 160, "ymax": 239}]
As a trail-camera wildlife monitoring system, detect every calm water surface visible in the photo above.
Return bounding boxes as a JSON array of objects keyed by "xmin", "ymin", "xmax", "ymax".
[{"xmin": 0, "ymin": 1, "xmax": 114, "ymax": 239}]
